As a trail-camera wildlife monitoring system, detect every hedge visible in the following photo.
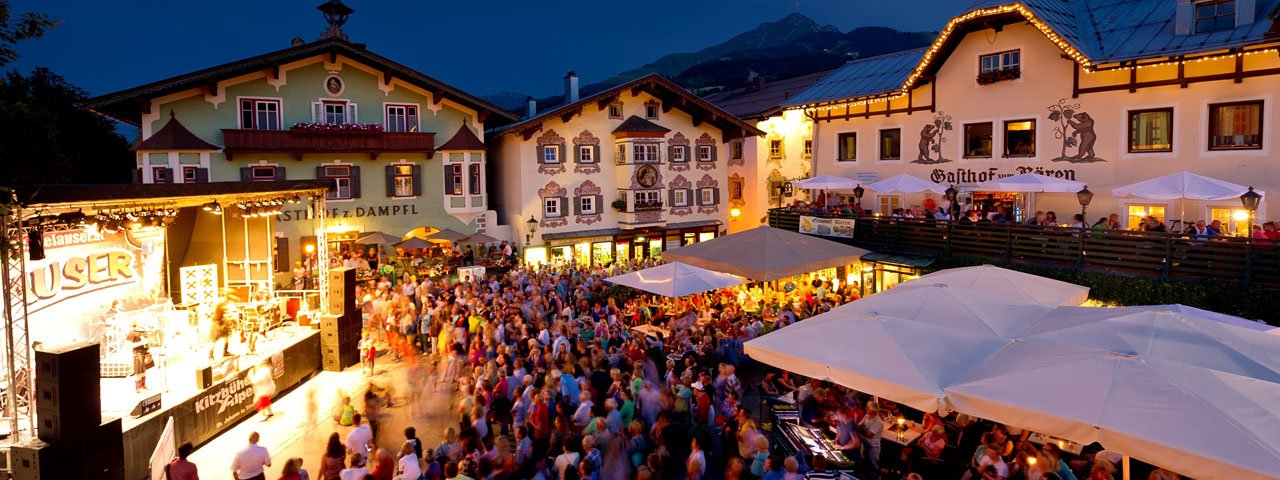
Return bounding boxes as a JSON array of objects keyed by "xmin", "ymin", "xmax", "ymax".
[{"xmin": 929, "ymin": 255, "xmax": 1279, "ymax": 324}]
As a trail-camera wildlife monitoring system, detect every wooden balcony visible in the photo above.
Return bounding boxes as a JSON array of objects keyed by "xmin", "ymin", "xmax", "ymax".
[
  {"xmin": 768, "ymin": 209, "xmax": 1280, "ymax": 286},
  {"xmin": 221, "ymin": 128, "xmax": 435, "ymax": 160}
]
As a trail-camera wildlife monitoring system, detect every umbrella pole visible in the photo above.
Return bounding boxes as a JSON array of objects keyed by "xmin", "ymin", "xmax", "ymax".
[{"xmin": 1122, "ymin": 455, "xmax": 1130, "ymax": 480}]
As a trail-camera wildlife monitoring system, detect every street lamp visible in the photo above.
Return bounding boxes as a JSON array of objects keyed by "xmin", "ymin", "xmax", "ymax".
[
  {"xmin": 525, "ymin": 215, "xmax": 538, "ymax": 244},
  {"xmin": 1241, "ymin": 186, "xmax": 1262, "ymax": 236},
  {"xmin": 852, "ymin": 184, "xmax": 865, "ymax": 209},
  {"xmin": 944, "ymin": 185, "xmax": 959, "ymax": 219},
  {"xmin": 1076, "ymin": 185, "xmax": 1094, "ymax": 224}
]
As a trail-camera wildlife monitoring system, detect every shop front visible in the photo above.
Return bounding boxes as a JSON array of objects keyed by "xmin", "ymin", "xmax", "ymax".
[
  {"xmin": 858, "ymin": 252, "xmax": 935, "ymax": 295},
  {"xmin": 526, "ymin": 221, "xmax": 722, "ymax": 267}
]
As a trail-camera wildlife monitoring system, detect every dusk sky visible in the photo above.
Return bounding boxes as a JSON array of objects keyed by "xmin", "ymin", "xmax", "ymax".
[{"xmin": 10, "ymin": 0, "xmax": 965, "ymax": 99}]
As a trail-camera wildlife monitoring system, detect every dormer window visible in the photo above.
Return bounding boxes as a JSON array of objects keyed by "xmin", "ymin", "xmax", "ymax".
[
  {"xmin": 1196, "ymin": 0, "xmax": 1236, "ymax": 33},
  {"xmin": 977, "ymin": 50, "xmax": 1021, "ymax": 85}
]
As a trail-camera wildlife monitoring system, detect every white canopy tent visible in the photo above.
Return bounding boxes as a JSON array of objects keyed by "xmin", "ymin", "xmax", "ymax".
[
  {"xmin": 604, "ymin": 262, "xmax": 747, "ymax": 298},
  {"xmin": 794, "ymin": 175, "xmax": 858, "ymax": 190},
  {"xmin": 661, "ymin": 226, "xmax": 869, "ymax": 282},
  {"xmin": 946, "ymin": 307, "xmax": 1280, "ymax": 480},
  {"xmin": 973, "ymin": 172, "xmax": 1085, "ymax": 193},
  {"xmin": 891, "ymin": 264, "xmax": 1089, "ymax": 307},
  {"xmin": 1112, "ymin": 171, "xmax": 1264, "ymax": 227}
]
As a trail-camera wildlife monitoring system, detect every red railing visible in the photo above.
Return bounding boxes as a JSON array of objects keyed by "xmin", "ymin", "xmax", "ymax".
[{"xmin": 221, "ymin": 129, "xmax": 435, "ymax": 158}]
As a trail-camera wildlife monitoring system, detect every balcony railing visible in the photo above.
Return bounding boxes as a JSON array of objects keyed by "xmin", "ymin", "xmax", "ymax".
[
  {"xmin": 768, "ymin": 208, "xmax": 1280, "ymax": 286},
  {"xmin": 633, "ymin": 201, "xmax": 665, "ymax": 212},
  {"xmin": 222, "ymin": 128, "xmax": 436, "ymax": 160}
]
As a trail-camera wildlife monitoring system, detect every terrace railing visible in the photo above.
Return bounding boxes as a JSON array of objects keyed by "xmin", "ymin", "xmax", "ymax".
[{"xmin": 768, "ymin": 208, "xmax": 1280, "ymax": 286}]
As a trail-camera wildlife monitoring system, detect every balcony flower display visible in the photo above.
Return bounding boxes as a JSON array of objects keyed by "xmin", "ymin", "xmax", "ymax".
[
  {"xmin": 290, "ymin": 122, "xmax": 384, "ymax": 133},
  {"xmin": 634, "ymin": 200, "xmax": 664, "ymax": 211},
  {"xmin": 976, "ymin": 67, "xmax": 1020, "ymax": 85}
]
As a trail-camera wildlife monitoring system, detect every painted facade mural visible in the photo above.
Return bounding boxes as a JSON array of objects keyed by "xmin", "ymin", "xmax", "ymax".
[
  {"xmin": 914, "ymin": 111, "xmax": 953, "ymax": 164},
  {"xmin": 1048, "ymin": 99, "xmax": 1104, "ymax": 163}
]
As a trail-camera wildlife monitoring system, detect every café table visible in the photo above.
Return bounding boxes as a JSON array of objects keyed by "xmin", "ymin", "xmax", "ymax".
[
  {"xmin": 1026, "ymin": 432, "xmax": 1085, "ymax": 455},
  {"xmin": 880, "ymin": 418, "xmax": 924, "ymax": 446}
]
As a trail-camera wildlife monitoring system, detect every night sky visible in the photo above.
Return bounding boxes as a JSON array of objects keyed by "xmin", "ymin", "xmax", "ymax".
[{"xmin": 9, "ymin": 0, "xmax": 964, "ymax": 99}]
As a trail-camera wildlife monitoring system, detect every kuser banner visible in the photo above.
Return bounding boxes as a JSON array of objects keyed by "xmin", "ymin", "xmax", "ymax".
[{"xmin": 799, "ymin": 216, "xmax": 855, "ymax": 238}]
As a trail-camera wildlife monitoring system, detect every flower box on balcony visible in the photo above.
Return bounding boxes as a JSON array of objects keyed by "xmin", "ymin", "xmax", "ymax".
[
  {"xmin": 633, "ymin": 201, "xmax": 665, "ymax": 212},
  {"xmin": 976, "ymin": 68, "xmax": 1020, "ymax": 85},
  {"xmin": 290, "ymin": 122, "xmax": 383, "ymax": 133}
]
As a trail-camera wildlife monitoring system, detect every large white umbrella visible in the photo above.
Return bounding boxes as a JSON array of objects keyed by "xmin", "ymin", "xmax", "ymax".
[
  {"xmin": 865, "ymin": 173, "xmax": 947, "ymax": 194},
  {"xmin": 1112, "ymin": 171, "xmax": 1259, "ymax": 200},
  {"xmin": 604, "ymin": 262, "xmax": 747, "ymax": 297},
  {"xmin": 662, "ymin": 226, "xmax": 869, "ymax": 282},
  {"xmin": 973, "ymin": 172, "xmax": 1084, "ymax": 192},
  {"xmin": 1144, "ymin": 304, "xmax": 1272, "ymax": 331},
  {"xmin": 792, "ymin": 283, "xmax": 1054, "ymax": 338},
  {"xmin": 946, "ymin": 307, "xmax": 1280, "ymax": 480},
  {"xmin": 891, "ymin": 264, "xmax": 1089, "ymax": 307},
  {"xmin": 794, "ymin": 175, "xmax": 858, "ymax": 190}
]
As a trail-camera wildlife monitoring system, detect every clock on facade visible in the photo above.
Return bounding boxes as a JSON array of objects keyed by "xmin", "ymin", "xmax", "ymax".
[{"xmin": 636, "ymin": 165, "xmax": 658, "ymax": 188}]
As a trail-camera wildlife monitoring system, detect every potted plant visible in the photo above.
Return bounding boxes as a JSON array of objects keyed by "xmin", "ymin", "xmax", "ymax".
[
  {"xmin": 976, "ymin": 67, "xmax": 1020, "ymax": 85},
  {"xmin": 611, "ymin": 199, "xmax": 627, "ymax": 211}
]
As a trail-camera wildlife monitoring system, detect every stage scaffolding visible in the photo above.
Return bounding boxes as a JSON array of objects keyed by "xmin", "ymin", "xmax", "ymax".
[{"xmin": 0, "ymin": 198, "xmax": 36, "ymax": 442}]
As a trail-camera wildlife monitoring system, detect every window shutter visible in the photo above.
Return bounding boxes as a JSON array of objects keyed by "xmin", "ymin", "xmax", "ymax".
[
  {"xmin": 315, "ymin": 166, "xmax": 326, "ymax": 179},
  {"xmin": 311, "ymin": 102, "xmax": 322, "ymax": 123},
  {"xmin": 273, "ymin": 166, "xmax": 286, "ymax": 182},
  {"xmin": 713, "ymin": 188, "xmax": 721, "ymax": 205},
  {"xmin": 593, "ymin": 195, "xmax": 603, "ymax": 214},
  {"xmin": 444, "ymin": 164, "xmax": 455, "ymax": 195},
  {"xmin": 350, "ymin": 166, "xmax": 361, "ymax": 198},
  {"xmin": 385, "ymin": 165, "xmax": 396, "ymax": 197},
  {"xmin": 572, "ymin": 145, "xmax": 582, "ymax": 164},
  {"xmin": 667, "ymin": 145, "xmax": 676, "ymax": 163},
  {"xmin": 668, "ymin": 189, "xmax": 676, "ymax": 207},
  {"xmin": 412, "ymin": 164, "xmax": 423, "ymax": 196},
  {"xmin": 591, "ymin": 145, "xmax": 600, "ymax": 164},
  {"xmin": 164, "ymin": 168, "xmax": 174, "ymax": 183},
  {"xmin": 241, "ymin": 167, "xmax": 253, "ymax": 182},
  {"xmin": 557, "ymin": 144, "xmax": 566, "ymax": 163},
  {"xmin": 558, "ymin": 197, "xmax": 568, "ymax": 217},
  {"xmin": 711, "ymin": 145, "xmax": 718, "ymax": 162},
  {"xmin": 195, "ymin": 168, "xmax": 209, "ymax": 183},
  {"xmin": 348, "ymin": 104, "xmax": 359, "ymax": 124},
  {"xmin": 573, "ymin": 196, "xmax": 582, "ymax": 215}
]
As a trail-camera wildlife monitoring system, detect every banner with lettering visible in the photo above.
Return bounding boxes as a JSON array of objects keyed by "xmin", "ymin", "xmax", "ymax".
[
  {"xmin": 799, "ymin": 216, "xmax": 855, "ymax": 238},
  {"xmin": 24, "ymin": 228, "xmax": 166, "ymax": 345}
]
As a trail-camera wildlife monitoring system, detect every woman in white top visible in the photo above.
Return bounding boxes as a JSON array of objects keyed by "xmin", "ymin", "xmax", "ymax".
[{"xmin": 394, "ymin": 442, "xmax": 420, "ymax": 480}]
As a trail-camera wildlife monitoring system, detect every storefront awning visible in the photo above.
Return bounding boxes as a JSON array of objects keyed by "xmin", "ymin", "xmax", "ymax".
[
  {"xmin": 860, "ymin": 252, "xmax": 936, "ymax": 269},
  {"xmin": 665, "ymin": 220, "xmax": 722, "ymax": 230}
]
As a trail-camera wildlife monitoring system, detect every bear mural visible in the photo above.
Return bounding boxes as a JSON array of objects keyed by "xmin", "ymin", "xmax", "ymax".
[{"xmin": 1048, "ymin": 98, "xmax": 1105, "ymax": 163}]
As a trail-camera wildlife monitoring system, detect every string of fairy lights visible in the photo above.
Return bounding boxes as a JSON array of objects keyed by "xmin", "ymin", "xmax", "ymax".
[{"xmin": 794, "ymin": 2, "xmax": 1280, "ymax": 114}]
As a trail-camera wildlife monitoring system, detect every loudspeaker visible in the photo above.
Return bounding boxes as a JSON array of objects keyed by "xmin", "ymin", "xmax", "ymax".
[
  {"xmin": 130, "ymin": 393, "xmax": 162, "ymax": 418},
  {"xmin": 196, "ymin": 366, "xmax": 213, "ymax": 389},
  {"xmin": 34, "ymin": 342, "xmax": 100, "ymax": 442},
  {"xmin": 34, "ymin": 342, "xmax": 99, "ymax": 384},
  {"xmin": 9, "ymin": 440, "xmax": 69, "ymax": 479},
  {"xmin": 327, "ymin": 267, "xmax": 355, "ymax": 315},
  {"xmin": 85, "ymin": 418, "xmax": 124, "ymax": 480},
  {"xmin": 27, "ymin": 229, "xmax": 45, "ymax": 261}
]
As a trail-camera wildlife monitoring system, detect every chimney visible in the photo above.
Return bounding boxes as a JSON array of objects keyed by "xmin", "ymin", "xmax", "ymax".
[
  {"xmin": 291, "ymin": 36, "xmax": 306, "ymax": 47},
  {"xmin": 564, "ymin": 71, "xmax": 580, "ymax": 103},
  {"xmin": 525, "ymin": 96, "xmax": 537, "ymax": 118}
]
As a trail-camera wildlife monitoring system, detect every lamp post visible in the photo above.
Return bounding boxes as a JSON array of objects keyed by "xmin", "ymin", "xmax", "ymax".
[
  {"xmin": 944, "ymin": 185, "xmax": 959, "ymax": 219},
  {"xmin": 525, "ymin": 215, "xmax": 538, "ymax": 245},
  {"xmin": 1241, "ymin": 186, "xmax": 1262, "ymax": 236},
  {"xmin": 853, "ymin": 184, "xmax": 865, "ymax": 211},
  {"xmin": 1076, "ymin": 185, "xmax": 1094, "ymax": 226}
]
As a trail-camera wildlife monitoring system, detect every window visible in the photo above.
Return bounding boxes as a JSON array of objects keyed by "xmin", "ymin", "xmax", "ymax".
[
  {"xmin": 769, "ymin": 140, "xmax": 783, "ymax": 159},
  {"xmin": 313, "ymin": 100, "xmax": 357, "ymax": 125},
  {"xmin": 645, "ymin": 103, "xmax": 659, "ymax": 120},
  {"xmin": 469, "ymin": 164, "xmax": 482, "ymax": 195},
  {"xmin": 635, "ymin": 190, "xmax": 661, "ymax": 205},
  {"xmin": 615, "ymin": 143, "xmax": 627, "ymax": 163},
  {"xmin": 1126, "ymin": 204, "xmax": 1166, "ymax": 229},
  {"xmin": 699, "ymin": 188, "xmax": 715, "ymax": 206},
  {"xmin": 1195, "ymin": 0, "xmax": 1236, "ymax": 34},
  {"xmin": 980, "ymin": 50, "xmax": 1020, "ymax": 74},
  {"xmin": 183, "ymin": 166, "xmax": 199, "ymax": 183},
  {"xmin": 879, "ymin": 129, "xmax": 902, "ymax": 160},
  {"xmin": 324, "ymin": 165, "xmax": 352, "ymax": 199},
  {"xmin": 541, "ymin": 145, "xmax": 561, "ymax": 164},
  {"xmin": 1128, "ymin": 108, "xmax": 1173, "ymax": 153},
  {"xmin": 1209, "ymin": 206, "xmax": 1249, "ymax": 235},
  {"xmin": 578, "ymin": 145, "xmax": 595, "ymax": 163},
  {"xmin": 673, "ymin": 189, "xmax": 689, "ymax": 207},
  {"xmin": 1003, "ymin": 119, "xmax": 1036, "ymax": 157},
  {"xmin": 384, "ymin": 104, "xmax": 419, "ymax": 132},
  {"xmin": 964, "ymin": 123, "xmax": 993, "ymax": 158},
  {"xmin": 239, "ymin": 99, "xmax": 281, "ymax": 130},
  {"xmin": 152, "ymin": 167, "xmax": 169, "ymax": 184},
  {"xmin": 803, "ymin": 140, "xmax": 813, "ymax": 158},
  {"xmin": 251, "ymin": 166, "xmax": 276, "ymax": 181},
  {"xmin": 697, "ymin": 145, "xmax": 713, "ymax": 162},
  {"xmin": 1208, "ymin": 100, "xmax": 1262, "ymax": 150},
  {"xmin": 392, "ymin": 165, "xmax": 415, "ymax": 197},
  {"xmin": 608, "ymin": 103, "xmax": 623, "ymax": 119},
  {"xmin": 837, "ymin": 132, "xmax": 857, "ymax": 161},
  {"xmin": 579, "ymin": 196, "xmax": 597, "ymax": 215},
  {"xmin": 879, "ymin": 196, "xmax": 901, "ymax": 216},
  {"xmin": 671, "ymin": 145, "xmax": 687, "ymax": 163},
  {"xmin": 544, "ymin": 198, "xmax": 561, "ymax": 217},
  {"xmin": 445, "ymin": 164, "xmax": 463, "ymax": 195},
  {"xmin": 729, "ymin": 177, "xmax": 744, "ymax": 202},
  {"xmin": 730, "ymin": 141, "xmax": 743, "ymax": 160},
  {"xmin": 633, "ymin": 143, "xmax": 660, "ymax": 163}
]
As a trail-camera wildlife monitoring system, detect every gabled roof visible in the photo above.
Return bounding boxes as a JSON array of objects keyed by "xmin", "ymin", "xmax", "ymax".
[
  {"xmin": 491, "ymin": 74, "xmax": 765, "ymax": 140},
  {"xmin": 613, "ymin": 115, "xmax": 671, "ymax": 134},
  {"xmin": 700, "ymin": 68, "xmax": 837, "ymax": 119},
  {"xmin": 84, "ymin": 37, "xmax": 519, "ymax": 126},
  {"xmin": 133, "ymin": 112, "xmax": 219, "ymax": 151},
  {"xmin": 437, "ymin": 124, "xmax": 486, "ymax": 151},
  {"xmin": 784, "ymin": 49, "xmax": 924, "ymax": 108}
]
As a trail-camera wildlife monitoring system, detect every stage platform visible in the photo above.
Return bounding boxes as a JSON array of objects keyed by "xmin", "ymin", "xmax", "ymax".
[{"xmin": 117, "ymin": 325, "xmax": 321, "ymax": 480}]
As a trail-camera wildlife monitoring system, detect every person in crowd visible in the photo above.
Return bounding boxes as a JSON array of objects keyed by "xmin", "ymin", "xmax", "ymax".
[
  {"xmin": 278, "ymin": 458, "xmax": 307, "ymax": 480},
  {"xmin": 859, "ymin": 402, "xmax": 885, "ymax": 479},
  {"xmin": 338, "ymin": 453, "xmax": 368, "ymax": 480},
  {"xmin": 394, "ymin": 442, "xmax": 420, "ymax": 480},
  {"xmin": 346, "ymin": 414, "xmax": 373, "ymax": 455},
  {"xmin": 319, "ymin": 433, "xmax": 347, "ymax": 480},
  {"xmin": 232, "ymin": 432, "xmax": 272, "ymax": 480},
  {"xmin": 252, "ymin": 359, "xmax": 276, "ymax": 421},
  {"xmin": 166, "ymin": 442, "xmax": 199, "ymax": 480}
]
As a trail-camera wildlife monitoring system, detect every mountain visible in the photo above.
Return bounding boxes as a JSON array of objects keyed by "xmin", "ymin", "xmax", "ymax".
[{"xmin": 482, "ymin": 14, "xmax": 934, "ymax": 113}]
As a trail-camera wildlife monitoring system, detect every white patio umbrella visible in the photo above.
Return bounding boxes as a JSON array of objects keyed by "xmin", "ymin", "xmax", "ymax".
[
  {"xmin": 973, "ymin": 172, "xmax": 1084, "ymax": 192},
  {"xmin": 604, "ymin": 262, "xmax": 747, "ymax": 298},
  {"xmin": 662, "ymin": 226, "xmax": 869, "ymax": 282},
  {"xmin": 793, "ymin": 175, "xmax": 858, "ymax": 190},
  {"xmin": 946, "ymin": 307, "xmax": 1280, "ymax": 480},
  {"xmin": 891, "ymin": 264, "xmax": 1089, "ymax": 307},
  {"xmin": 792, "ymin": 283, "xmax": 1055, "ymax": 338},
  {"xmin": 1144, "ymin": 304, "xmax": 1272, "ymax": 331},
  {"xmin": 1113, "ymin": 171, "xmax": 1263, "ymax": 227},
  {"xmin": 865, "ymin": 174, "xmax": 947, "ymax": 214}
]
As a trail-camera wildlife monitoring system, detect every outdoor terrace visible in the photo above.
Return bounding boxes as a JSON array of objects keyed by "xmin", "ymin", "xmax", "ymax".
[{"xmin": 768, "ymin": 208, "xmax": 1280, "ymax": 286}]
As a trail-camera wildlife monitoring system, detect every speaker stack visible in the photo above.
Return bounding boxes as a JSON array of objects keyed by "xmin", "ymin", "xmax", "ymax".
[
  {"xmin": 24, "ymin": 342, "xmax": 124, "ymax": 479},
  {"xmin": 321, "ymin": 267, "xmax": 360, "ymax": 371}
]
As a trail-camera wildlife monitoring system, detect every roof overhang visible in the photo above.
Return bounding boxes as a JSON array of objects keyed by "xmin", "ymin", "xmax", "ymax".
[{"xmin": 11, "ymin": 180, "xmax": 332, "ymax": 212}]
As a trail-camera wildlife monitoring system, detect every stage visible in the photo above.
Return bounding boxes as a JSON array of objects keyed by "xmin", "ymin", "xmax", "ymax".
[{"xmin": 117, "ymin": 325, "xmax": 321, "ymax": 480}]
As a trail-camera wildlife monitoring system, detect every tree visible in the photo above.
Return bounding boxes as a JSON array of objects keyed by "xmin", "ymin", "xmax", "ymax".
[
  {"xmin": 0, "ymin": 67, "xmax": 134, "ymax": 184},
  {"xmin": 0, "ymin": 1, "xmax": 58, "ymax": 68}
]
